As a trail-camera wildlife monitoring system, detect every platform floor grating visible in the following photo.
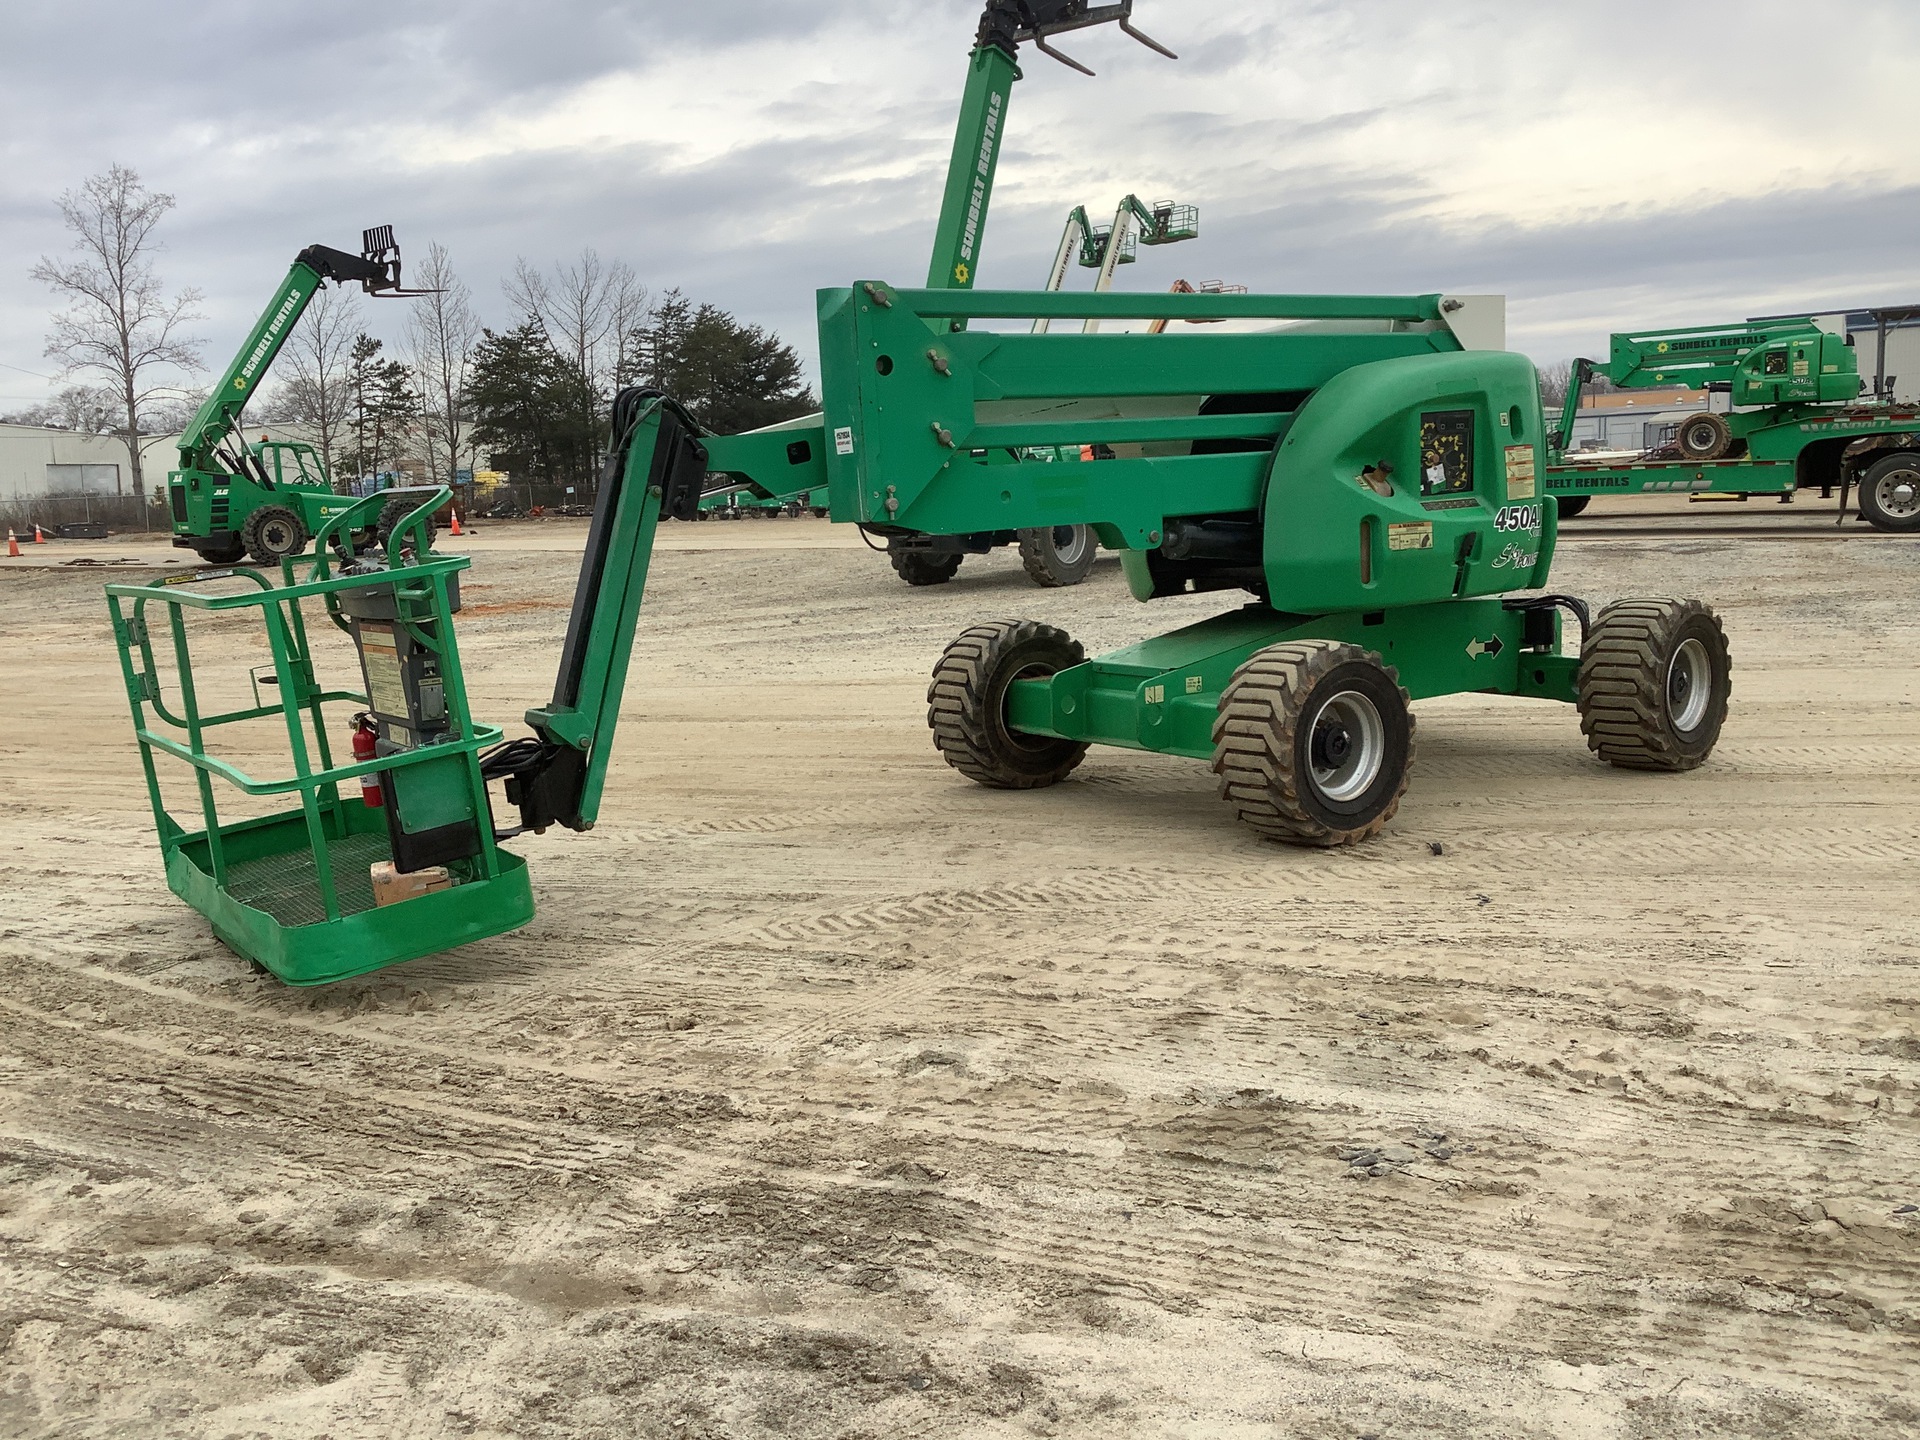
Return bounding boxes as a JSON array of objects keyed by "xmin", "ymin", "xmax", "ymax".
[{"xmin": 222, "ymin": 830, "xmax": 391, "ymax": 926}]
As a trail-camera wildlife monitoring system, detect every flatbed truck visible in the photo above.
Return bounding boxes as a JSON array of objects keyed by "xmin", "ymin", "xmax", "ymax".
[{"xmin": 1545, "ymin": 319, "xmax": 1920, "ymax": 531}]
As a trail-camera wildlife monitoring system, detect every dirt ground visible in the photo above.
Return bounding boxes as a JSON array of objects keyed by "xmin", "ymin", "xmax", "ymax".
[{"xmin": 1, "ymin": 516, "xmax": 1916, "ymax": 1439}]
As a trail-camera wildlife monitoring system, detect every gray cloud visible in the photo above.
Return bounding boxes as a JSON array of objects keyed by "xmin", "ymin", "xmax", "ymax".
[{"xmin": 2, "ymin": 0, "xmax": 1915, "ymax": 408}]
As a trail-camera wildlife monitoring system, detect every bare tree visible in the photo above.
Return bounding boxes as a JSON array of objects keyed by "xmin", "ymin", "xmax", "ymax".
[
  {"xmin": 31, "ymin": 164, "xmax": 203, "ymax": 497},
  {"xmin": 2, "ymin": 384, "xmax": 116, "ymax": 433},
  {"xmin": 405, "ymin": 243, "xmax": 481, "ymax": 485},
  {"xmin": 140, "ymin": 386, "xmax": 209, "ymax": 437},
  {"xmin": 1539, "ymin": 358, "xmax": 1614, "ymax": 409},
  {"xmin": 506, "ymin": 249, "xmax": 648, "ymax": 474},
  {"xmin": 1538, "ymin": 359, "xmax": 1574, "ymax": 409},
  {"xmin": 608, "ymin": 266, "xmax": 653, "ymax": 392},
  {"xmin": 276, "ymin": 282, "xmax": 361, "ymax": 480}
]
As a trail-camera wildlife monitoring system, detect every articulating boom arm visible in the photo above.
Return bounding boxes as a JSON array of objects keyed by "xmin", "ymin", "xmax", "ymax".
[
  {"xmin": 1605, "ymin": 319, "xmax": 1822, "ymax": 390},
  {"xmin": 1034, "ymin": 193, "xmax": 1198, "ymax": 334},
  {"xmin": 504, "ymin": 389, "xmax": 708, "ymax": 834},
  {"xmin": 1554, "ymin": 357, "xmax": 1594, "ymax": 456},
  {"xmin": 1605, "ymin": 317, "xmax": 1860, "ymax": 409},
  {"xmin": 177, "ymin": 227, "xmax": 434, "ymax": 477}
]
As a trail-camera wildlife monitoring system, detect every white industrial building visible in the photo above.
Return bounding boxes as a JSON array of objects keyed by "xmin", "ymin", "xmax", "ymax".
[
  {"xmin": 1563, "ymin": 388, "xmax": 1708, "ymax": 453},
  {"xmin": 0, "ymin": 422, "xmax": 180, "ymax": 503}
]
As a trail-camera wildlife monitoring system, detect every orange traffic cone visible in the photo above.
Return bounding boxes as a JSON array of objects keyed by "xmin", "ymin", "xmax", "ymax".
[
  {"xmin": 450, "ymin": 509, "xmax": 463, "ymax": 536},
  {"xmin": 32, "ymin": 524, "xmax": 46, "ymax": 544},
  {"xmin": 7, "ymin": 531, "xmax": 19, "ymax": 558}
]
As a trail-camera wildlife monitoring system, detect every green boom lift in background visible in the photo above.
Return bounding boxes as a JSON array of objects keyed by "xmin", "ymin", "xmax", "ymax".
[
  {"xmin": 111, "ymin": 0, "xmax": 1733, "ymax": 984},
  {"xmin": 1545, "ymin": 316, "xmax": 1920, "ymax": 530},
  {"xmin": 166, "ymin": 227, "xmax": 435, "ymax": 565},
  {"xmin": 698, "ymin": 41, "xmax": 1199, "ymax": 590}
]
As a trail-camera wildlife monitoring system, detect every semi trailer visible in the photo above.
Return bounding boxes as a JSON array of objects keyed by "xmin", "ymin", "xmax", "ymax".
[{"xmin": 1546, "ymin": 317, "xmax": 1920, "ymax": 530}]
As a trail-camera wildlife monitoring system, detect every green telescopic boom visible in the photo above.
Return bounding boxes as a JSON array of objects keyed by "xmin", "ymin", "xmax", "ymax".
[
  {"xmin": 924, "ymin": 0, "xmax": 1175, "ymax": 325},
  {"xmin": 1607, "ymin": 319, "xmax": 1827, "ymax": 390},
  {"xmin": 177, "ymin": 260, "xmax": 328, "ymax": 475},
  {"xmin": 925, "ymin": 40, "xmax": 1020, "ymax": 295},
  {"xmin": 176, "ymin": 229, "xmax": 430, "ymax": 477}
]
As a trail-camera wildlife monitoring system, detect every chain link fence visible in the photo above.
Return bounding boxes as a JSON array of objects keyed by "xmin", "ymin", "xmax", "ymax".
[
  {"xmin": 468, "ymin": 479, "xmax": 600, "ymax": 518},
  {"xmin": 0, "ymin": 492, "xmax": 164, "ymax": 538}
]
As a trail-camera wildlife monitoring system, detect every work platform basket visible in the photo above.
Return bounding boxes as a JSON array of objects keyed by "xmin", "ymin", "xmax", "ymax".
[{"xmin": 107, "ymin": 492, "xmax": 531, "ymax": 985}]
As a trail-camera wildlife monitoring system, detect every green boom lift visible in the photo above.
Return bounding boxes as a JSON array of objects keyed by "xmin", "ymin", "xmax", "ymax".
[
  {"xmin": 697, "ymin": 42, "xmax": 1197, "ymax": 589},
  {"xmin": 167, "ymin": 227, "xmax": 434, "ymax": 565},
  {"xmin": 111, "ymin": 0, "xmax": 1733, "ymax": 984},
  {"xmin": 1546, "ymin": 316, "xmax": 1920, "ymax": 530}
]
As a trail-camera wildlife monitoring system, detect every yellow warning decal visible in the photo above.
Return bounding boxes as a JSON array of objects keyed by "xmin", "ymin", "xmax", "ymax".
[{"xmin": 1504, "ymin": 443, "xmax": 1536, "ymax": 500}]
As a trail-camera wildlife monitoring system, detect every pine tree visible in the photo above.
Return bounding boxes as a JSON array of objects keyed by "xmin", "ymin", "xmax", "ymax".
[
  {"xmin": 632, "ymin": 290, "xmax": 815, "ymax": 433},
  {"xmin": 464, "ymin": 322, "xmax": 597, "ymax": 487}
]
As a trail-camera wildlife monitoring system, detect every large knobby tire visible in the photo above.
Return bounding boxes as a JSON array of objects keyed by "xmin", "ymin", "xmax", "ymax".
[
  {"xmin": 376, "ymin": 496, "xmax": 439, "ymax": 550},
  {"xmin": 1018, "ymin": 524, "xmax": 1097, "ymax": 587},
  {"xmin": 1211, "ymin": 640, "xmax": 1414, "ymax": 846},
  {"xmin": 1576, "ymin": 599, "xmax": 1731, "ymax": 771},
  {"xmin": 1856, "ymin": 452, "xmax": 1920, "ymax": 533},
  {"xmin": 1675, "ymin": 411, "xmax": 1733, "ymax": 461},
  {"xmin": 194, "ymin": 538, "xmax": 247, "ymax": 566},
  {"xmin": 890, "ymin": 543, "xmax": 964, "ymax": 587},
  {"xmin": 241, "ymin": 505, "xmax": 307, "ymax": 564},
  {"xmin": 928, "ymin": 620, "xmax": 1089, "ymax": 789},
  {"xmin": 1555, "ymin": 495, "xmax": 1592, "ymax": 519}
]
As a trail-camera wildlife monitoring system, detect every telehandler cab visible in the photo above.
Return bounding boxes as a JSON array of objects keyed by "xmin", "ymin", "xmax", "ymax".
[{"xmin": 110, "ymin": 0, "xmax": 1732, "ymax": 983}]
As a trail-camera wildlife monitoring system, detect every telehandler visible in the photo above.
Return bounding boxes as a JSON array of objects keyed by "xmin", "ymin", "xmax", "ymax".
[
  {"xmin": 165, "ymin": 227, "xmax": 435, "ymax": 564},
  {"xmin": 110, "ymin": 0, "xmax": 1732, "ymax": 984}
]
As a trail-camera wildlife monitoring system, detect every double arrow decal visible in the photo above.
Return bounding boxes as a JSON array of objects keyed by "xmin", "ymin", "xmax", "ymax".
[{"xmin": 1465, "ymin": 635, "xmax": 1505, "ymax": 660}]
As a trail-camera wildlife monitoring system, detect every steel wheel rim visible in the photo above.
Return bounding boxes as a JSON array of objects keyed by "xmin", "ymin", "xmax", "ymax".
[
  {"xmin": 1051, "ymin": 525, "xmax": 1092, "ymax": 565},
  {"xmin": 1682, "ymin": 419, "xmax": 1717, "ymax": 451},
  {"xmin": 1004, "ymin": 662, "xmax": 1062, "ymax": 752},
  {"xmin": 1308, "ymin": 690, "xmax": 1385, "ymax": 802},
  {"xmin": 1874, "ymin": 467, "xmax": 1920, "ymax": 518},
  {"xmin": 1668, "ymin": 637, "xmax": 1712, "ymax": 733},
  {"xmin": 262, "ymin": 519, "xmax": 295, "ymax": 551}
]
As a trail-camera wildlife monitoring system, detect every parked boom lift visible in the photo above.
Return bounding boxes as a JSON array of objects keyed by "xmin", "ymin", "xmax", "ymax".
[
  {"xmin": 167, "ymin": 227, "xmax": 435, "ymax": 565},
  {"xmin": 1547, "ymin": 316, "xmax": 1920, "ymax": 529},
  {"xmin": 1033, "ymin": 194, "xmax": 1200, "ymax": 333},
  {"xmin": 112, "ymin": 1, "xmax": 1732, "ymax": 984}
]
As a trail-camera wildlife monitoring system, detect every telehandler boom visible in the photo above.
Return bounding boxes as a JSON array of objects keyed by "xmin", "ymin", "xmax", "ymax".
[{"xmin": 110, "ymin": 0, "xmax": 1732, "ymax": 984}]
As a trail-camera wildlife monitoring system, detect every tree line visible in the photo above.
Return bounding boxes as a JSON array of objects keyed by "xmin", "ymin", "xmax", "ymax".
[{"xmin": 5, "ymin": 165, "xmax": 817, "ymax": 497}]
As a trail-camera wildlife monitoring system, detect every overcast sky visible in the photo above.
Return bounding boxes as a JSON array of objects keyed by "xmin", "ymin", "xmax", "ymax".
[{"xmin": 3, "ymin": 0, "xmax": 1917, "ymax": 411}]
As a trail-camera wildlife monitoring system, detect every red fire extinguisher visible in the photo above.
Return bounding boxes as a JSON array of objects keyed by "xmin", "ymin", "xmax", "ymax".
[{"xmin": 350, "ymin": 714, "xmax": 384, "ymax": 808}]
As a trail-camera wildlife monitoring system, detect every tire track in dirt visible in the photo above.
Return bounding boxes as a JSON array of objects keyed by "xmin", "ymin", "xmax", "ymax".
[{"xmin": 9, "ymin": 535, "xmax": 1920, "ymax": 1436}]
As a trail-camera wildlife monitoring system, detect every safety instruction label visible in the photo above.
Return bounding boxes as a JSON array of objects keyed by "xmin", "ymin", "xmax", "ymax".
[
  {"xmin": 833, "ymin": 426, "xmax": 854, "ymax": 456},
  {"xmin": 357, "ymin": 623, "xmax": 409, "ymax": 718},
  {"xmin": 1504, "ymin": 444, "xmax": 1536, "ymax": 500},
  {"xmin": 1387, "ymin": 521, "xmax": 1433, "ymax": 551}
]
